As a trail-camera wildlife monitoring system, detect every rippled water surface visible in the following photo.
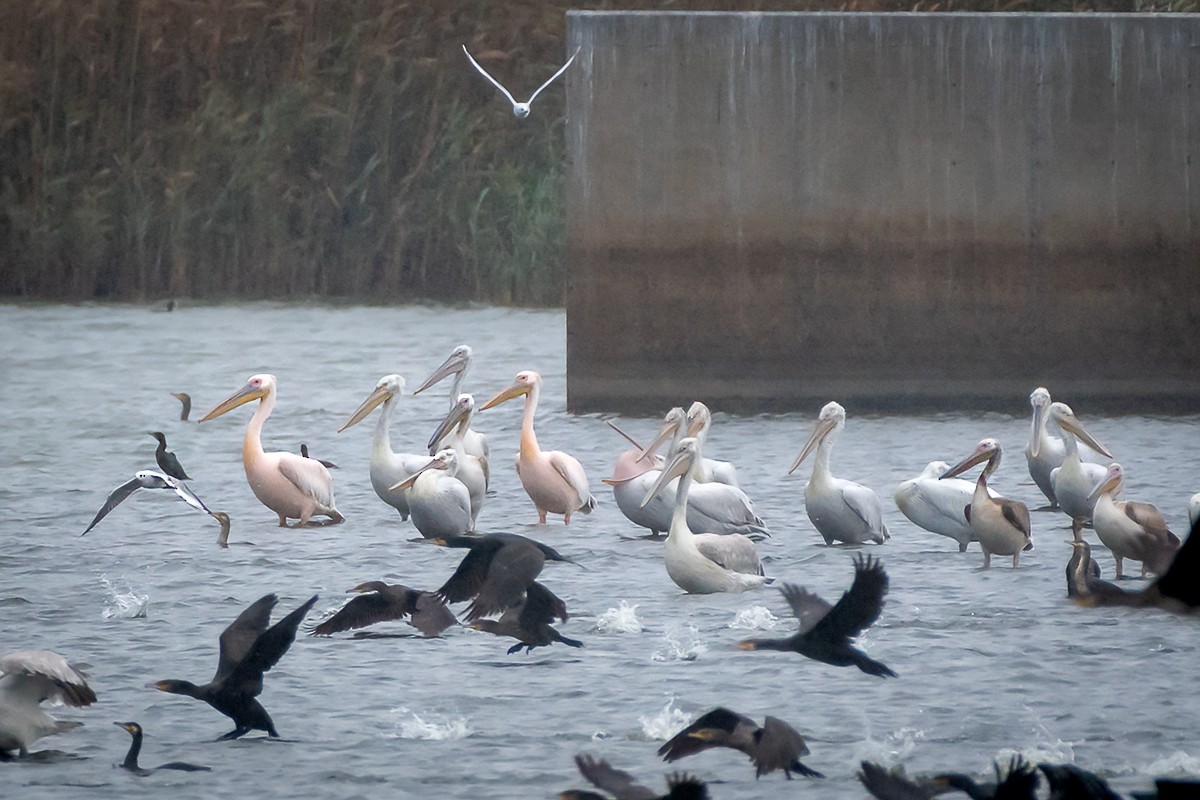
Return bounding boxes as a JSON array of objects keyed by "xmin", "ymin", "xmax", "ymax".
[{"xmin": 2, "ymin": 303, "xmax": 1198, "ymax": 799}]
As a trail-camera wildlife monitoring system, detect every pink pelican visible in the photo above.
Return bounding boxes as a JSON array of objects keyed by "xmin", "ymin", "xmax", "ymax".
[
  {"xmin": 481, "ymin": 371, "xmax": 595, "ymax": 524},
  {"xmin": 1089, "ymin": 463, "xmax": 1180, "ymax": 579},
  {"xmin": 200, "ymin": 374, "xmax": 343, "ymax": 527},
  {"xmin": 941, "ymin": 439, "xmax": 1031, "ymax": 568}
]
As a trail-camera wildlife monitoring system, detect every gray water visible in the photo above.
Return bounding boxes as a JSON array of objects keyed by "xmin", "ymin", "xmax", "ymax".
[{"xmin": 1, "ymin": 303, "xmax": 1197, "ymax": 799}]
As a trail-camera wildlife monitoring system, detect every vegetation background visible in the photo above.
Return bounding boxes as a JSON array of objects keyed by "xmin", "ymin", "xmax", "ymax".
[{"xmin": 1, "ymin": 0, "xmax": 1192, "ymax": 305}]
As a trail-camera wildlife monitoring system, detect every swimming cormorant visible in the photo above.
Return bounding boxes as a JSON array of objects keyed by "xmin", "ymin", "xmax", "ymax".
[
  {"xmin": 562, "ymin": 754, "xmax": 708, "ymax": 800},
  {"xmin": 0, "ymin": 650, "xmax": 95, "ymax": 759},
  {"xmin": 738, "ymin": 554, "xmax": 896, "ymax": 677},
  {"xmin": 1069, "ymin": 521, "xmax": 1200, "ymax": 614},
  {"xmin": 469, "ymin": 580, "xmax": 581, "ymax": 654},
  {"xmin": 153, "ymin": 593, "xmax": 317, "ymax": 740},
  {"xmin": 658, "ymin": 707, "xmax": 823, "ymax": 779},
  {"xmin": 300, "ymin": 443, "xmax": 337, "ymax": 470},
  {"xmin": 150, "ymin": 432, "xmax": 191, "ymax": 480},
  {"xmin": 83, "ymin": 470, "xmax": 213, "ymax": 535},
  {"xmin": 171, "ymin": 392, "xmax": 192, "ymax": 421},
  {"xmin": 114, "ymin": 722, "xmax": 210, "ymax": 775},
  {"xmin": 308, "ymin": 582, "xmax": 456, "ymax": 637}
]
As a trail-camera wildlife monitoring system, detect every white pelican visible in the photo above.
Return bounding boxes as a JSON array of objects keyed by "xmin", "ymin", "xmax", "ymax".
[
  {"xmin": 0, "ymin": 650, "xmax": 95, "ymax": 757},
  {"xmin": 941, "ymin": 439, "xmax": 1032, "ymax": 568},
  {"xmin": 481, "ymin": 370, "xmax": 595, "ymax": 524},
  {"xmin": 893, "ymin": 461, "xmax": 998, "ymax": 552},
  {"xmin": 604, "ymin": 430, "xmax": 769, "ymax": 539},
  {"xmin": 642, "ymin": 438, "xmax": 770, "ymax": 594},
  {"xmin": 1190, "ymin": 493, "xmax": 1200, "ymax": 529},
  {"xmin": 338, "ymin": 374, "xmax": 428, "ymax": 521},
  {"xmin": 789, "ymin": 402, "xmax": 889, "ymax": 545},
  {"xmin": 201, "ymin": 374, "xmax": 344, "ymax": 527},
  {"xmin": 390, "ymin": 449, "xmax": 472, "ymax": 539},
  {"xmin": 1043, "ymin": 402, "xmax": 1115, "ymax": 528},
  {"xmin": 426, "ymin": 393, "xmax": 487, "ymax": 529},
  {"xmin": 412, "ymin": 345, "xmax": 489, "ymax": 472},
  {"xmin": 82, "ymin": 470, "xmax": 213, "ymax": 535},
  {"xmin": 1089, "ymin": 463, "xmax": 1181, "ymax": 579},
  {"xmin": 462, "ymin": 45, "xmax": 579, "ymax": 119},
  {"xmin": 1024, "ymin": 387, "xmax": 1108, "ymax": 508},
  {"xmin": 638, "ymin": 405, "xmax": 738, "ymax": 486}
]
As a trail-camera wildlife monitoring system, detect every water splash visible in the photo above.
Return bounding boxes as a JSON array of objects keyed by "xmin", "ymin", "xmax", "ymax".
[
  {"xmin": 851, "ymin": 727, "xmax": 927, "ymax": 767},
  {"xmin": 1141, "ymin": 751, "xmax": 1200, "ymax": 776},
  {"xmin": 638, "ymin": 696, "xmax": 693, "ymax": 741},
  {"xmin": 99, "ymin": 576, "xmax": 148, "ymax": 619},
  {"xmin": 651, "ymin": 623, "xmax": 705, "ymax": 662},
  {"xmin": 728, "ymin": 605, "xmax": 779, "ymax": 630},
  {"xmin": 596, "ymin": 600, "xmax": 642, "ymax": 633},
  {"xmin": 389, "ymin": 707, "xmax": 473, "ymax": 740}
]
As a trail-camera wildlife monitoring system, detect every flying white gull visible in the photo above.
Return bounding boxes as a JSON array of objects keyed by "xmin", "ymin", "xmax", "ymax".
[{"xmin": 463, "ymin": 45, "xmax": 580, "ymax": 118}]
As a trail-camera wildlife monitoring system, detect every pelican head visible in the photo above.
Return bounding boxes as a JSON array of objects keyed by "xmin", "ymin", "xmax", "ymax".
[
  {"xmin": 637, "ymin": 407, "xmax": 686, "ymax": 464},
  {"xmin": 1046, "ymin": 402, "xmax": 1113, "ymax": 459},
  {"xmin": 1087, "ymin": 462, "xmax": 1125, "ymax": 503},
  {"xmin": 684, "ymin": 401, "xmax": 711, "ymax": 437},
  {"xmin": 641, "ymin": 438, "xmax": 700, "ymax": 507},
  {"xmin": 413, "ymin": 345, "xmax": 472, "ymax": 396},
  {"xmin": 339, "ymin": 374, "xmax": 404, "ymax": 433},
  {"xmin": 941, "ymin": 438, "xmax": 1001, "ymax": 480},
  {"xmin": 788, "ymin": 401, "xmax": 846, "ymax": 474},
  {"xmin": 480, "ymin": 370, "xmax": 540, "ymax": 410},
  {"xmin": 428, "ymin": 393, "xmax": 475, "ymax": 452},
  {"xmin": 917, "ymin": 460, "xmax": 951, "ymax": 480},
  {"xmin": 199, "ymin": 374, "xmax": 274, "ymax": 422},
  {"xmin": 389, "ymin": 449, "xmax": 457, "ymax": 491},
  {"xmin": 1028, "ymin": 387, "xmax": 1052, "ymax": 457}
]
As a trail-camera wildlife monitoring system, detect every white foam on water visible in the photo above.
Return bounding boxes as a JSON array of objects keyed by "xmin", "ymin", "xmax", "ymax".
[
  {"xmin": 99, "ymin": 575, "xmax": 148, "ymax": 619},
  {"xmin": 1137, "ymin": 750, "xmax": 1200, "ymax": 776},
  {"xmin": 851, "ymin": 726, "xmax": 927, "ymax": 767},
  {"xmin": 389, "ymin": 707, "xmax": 473, "ymax": 740},
  {"xmin": 596, "ymin": 600, "xmax": 642, "ymax": 633},
  {"xmin": 638, "ymin": 696, "xmax": 693, "ymax": 741},
  {"xmin": 728, "ymin": 605, "xmax": 779, "ymax": 630},
  {"xmin": 651, "ymin": 623, "xmax": 705, "ymax": 662}
]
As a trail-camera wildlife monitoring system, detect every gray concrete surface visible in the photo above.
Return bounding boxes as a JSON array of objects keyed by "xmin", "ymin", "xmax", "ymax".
[{"xmin": 564, "ymin": 12, "xmax": 1200, "ymax": 413}]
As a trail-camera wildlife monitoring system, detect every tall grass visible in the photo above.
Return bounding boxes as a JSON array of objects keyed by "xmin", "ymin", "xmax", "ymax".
[{"xmin": 1, "ymin": 0, "xmax": 1193, "ymax": 304}]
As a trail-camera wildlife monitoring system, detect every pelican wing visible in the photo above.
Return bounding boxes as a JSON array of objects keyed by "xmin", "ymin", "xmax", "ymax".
[
  {"xmin": 0, "ymin": 650, "xmax": 96, "ymax": 708},
  {"xmin": 1000, "ymin": 500, "xmax": 1031, "ymax": 537},
  {"xmin": 779, "ymin": 584, "xmax": 834, "ymax": 635},
  {"xmin": 694, "ymin": 533, "xmax": 763, "ymax": 575},
  {"xmin": 688, "ymin": 484, "xmax": 767, "ymax": 536},
  {"xmin": 462, "ymin": 46, "xmax": 518, "ymax": 106},
  {"xmin": 82, "ymin": 476, "xmax": 147, "ymax": 535},
  {"xmin": 527, "ymin": 47, "xmax": 580, "ymax": 105},
  {"xmin": 277, "ymin": 453, "xmax": 335, "ymax": 506},
  {"xmin": 1124, "ymin": 502, "xmax": 1172, "ymax": 539},
  {"xmin": 550, "ymin": 450, "xmax": 592, "ymax": 509},
  {"xmin": 839, "ymin": 481, "xmax": 885, "ymax": 532}
]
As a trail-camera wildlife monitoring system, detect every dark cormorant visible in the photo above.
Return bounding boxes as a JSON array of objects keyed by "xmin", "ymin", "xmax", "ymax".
[
  {"xmin": 1068, "ymin": 521, "xmax": 1200, "ymax": 614},
  {"xmin": 82, "ymin": 470, "xmax": 212, "ymax": 535},
  {"xmin": 150, "ymin": 432, "xmax": 191, "ymax": 480},
  {"xmin": 562, "ymin": 754, "xmax": 708, "ymax": 800},
  {"xmin": 171, "ymin": 392, "xmax": 191, "ymax": 421},
  {"xmin": 1131, "ymin": 778, "xmax": 1200, "ymax": 800},
  {"xmin": 738, "ymin": 554, "xmax": 896, "ymax": 677},
  {"xmin": 300, "ymin": 443, "xmax": 337, "ymax": 469},
  {"xmin": 469, "ymin": 581, "xmax": 581, "ymax": 654},
  {"xmin": 858, "ymin": 760, "xmax": 943, "ymax": 800},
  {"xmin": 114, "ymin": 722, "xmax": 210, "ymax": 775},
  {"xmin": 658, "ymin": 707, "xmax": 822, "ymax": 779},
  {"xmin": 934, "ymin": 756, "xmax": 1040, "ymax": 800},
  {"xmin": 434, "ymin": 533, "xmax": 574, "ymax": 622},
  {"xmin": 152, "ymin": 593, "xmax": 317, "ymax": 740},
  {"xmin": 308, "ymin": 582, "xmax": 456, "ymax": 637},
  {"xmin": 213, "ymin": 511, "xmax": 232, "ymax": 548},
  {"xmin": 1037, "ymin": 762, "xmax": 1121, "ymax": 800},
  {"xmin": 1065, "ymin": 539, "xmax": 1103, "ymax": 598}
]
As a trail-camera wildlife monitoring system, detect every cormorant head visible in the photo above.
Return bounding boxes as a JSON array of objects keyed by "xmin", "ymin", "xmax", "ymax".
[{"xmin": 114, "ymin": 721, "xmax": 142, "ymax": 736}]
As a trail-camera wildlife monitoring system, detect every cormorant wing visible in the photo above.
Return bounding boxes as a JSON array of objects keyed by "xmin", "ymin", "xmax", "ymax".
[
  {"xmin": 157, "ymin": 448, "xmax": 191, "ymax": 481},
  {"xmin": 657, "ymin": 707, "xmax": 748, "ymax": 762},
  {"xmin": 82, "ymin": 476, "xmax": 150, "ymax": 535},
  {"xmin": 308, "ymin": 587, "xmax": 418, "ymax": 636},
  {"xmin": 1152, "ymin": 520, "xmax": 1200, "ymax": 608},
  {"xmin": 465, "ymin": 540, "xmax": 545, "ymax": 621},
  {"xmin": 753, "ymin": 716, "xmax": 809, "ymax": 777},
  {"xmin": 214, "ymin": 594, "xmax": 278, "ymax": 683},
  {"xmin": 410, "ymin": 591, "xmax": 459, "ymax": 637},
  {"xmin": 808, "ymin": 555, "xmax": 889, "ymax": 642},
  {"xmin": 0, "ymin": 650, "xmax": 96, "ymax": 708},
  {"xmin": 664, "ymin": 772, "xmax": 710, "ymax": 800},
  {"xmin": 437, "ymin": 539, "xmax": 502, "ymax": 605},
  {"xmin": 779, "ymin": 584, "xmax": 834, "ymax": 635},
  {"xmin": 573, "ymin": 754, "xmax": 658, "ymax": 800},
  {"xmin": 857, "ymin": 761, "xmax": 937, "ymax": 800},
  {"xmin": 227, "ymin": 595, "xmax": 318, "ymax": 694},
  {"xmin": 993, "ymin": 755, "xmax": 1039, "ymax": 800},
  {"xmin": 517, "ymin": 581, "xmax": 568, "ymax": 633}
]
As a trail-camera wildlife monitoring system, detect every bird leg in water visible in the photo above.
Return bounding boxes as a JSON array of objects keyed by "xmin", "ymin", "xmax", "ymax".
[{"xmin": 217, "ymin": 727, "xmax": 251, "ymax": 741}]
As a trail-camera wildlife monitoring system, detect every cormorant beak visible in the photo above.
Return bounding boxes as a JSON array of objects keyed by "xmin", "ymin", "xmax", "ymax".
[
  {"xmin": 789, "ymin": 417, "xmax": 836, "ymax": 475},
  {"xmin": 637, "ymin": 418, "xmax": 680, "ymax": 464},
  {"xmin": 940, "ymin": 445, "xmax": 992, "ymax": 480},
  {"xmin": 1057, "ymin": 413, "xmax": 1114, "ymax": 459},
  {"xmin": 113, "ymin": 722, "xmax": 136, "ymax": 733},
  {"xmin": 467, "ymin": 622, "xmax": 484, "ymax": 631},
  {"xmin": 339, "ymin": 384, "xmax": 393, "ymax": 433},
  {"xmin": 479, "ymin": 382, "xmax": 529, "ymax": 411},
  {"xmin": 737, "ymin": 640, "xmax": 758, "ymax": 651},
  {"xmin": 641, "ymin": 447, "xmax": 692, "ymax": 508},
  {"xmin": 412, "ymin": 351, "xmax": 468, "ymax": 396},
  {"xmin": 200, "ymin": 382, "xmax": 267, "ymax": 422}
]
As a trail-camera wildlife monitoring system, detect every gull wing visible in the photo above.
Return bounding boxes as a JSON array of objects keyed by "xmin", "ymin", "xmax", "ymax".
[
  {"xmin": 169, "ymin": 477, "xmax": 212, "ymax": 515},
  {"xmin": 82, "ymin": 476, "xmax": 146, "ymax": 535},
  {"xmin": 527, "ymin": 47, "xmax": 580, "ymax": 105},
  {"xmin": 462, "ymin": 45, "xmax": 518, "ymax": 107}
]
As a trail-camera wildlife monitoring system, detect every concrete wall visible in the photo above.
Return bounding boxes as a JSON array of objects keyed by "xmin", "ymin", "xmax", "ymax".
[{"xmin": 563, "ymin": 12, "xmax": 1200, "ymax": 413}]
